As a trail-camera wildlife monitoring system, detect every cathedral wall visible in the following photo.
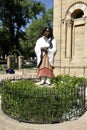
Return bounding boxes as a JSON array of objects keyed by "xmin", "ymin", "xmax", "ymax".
[{"xmin": 54, "ymin": 0, "xmax": 87, "ymax": 77}]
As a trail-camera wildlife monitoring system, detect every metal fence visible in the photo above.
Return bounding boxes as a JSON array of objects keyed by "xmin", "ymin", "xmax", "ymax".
[{"xmin": 2, "ymin": 80, "xmax": 86, "ymax": 124}]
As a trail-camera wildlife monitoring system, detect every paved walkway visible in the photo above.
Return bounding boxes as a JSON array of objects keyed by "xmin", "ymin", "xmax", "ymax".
[{"xmin": 0, "ymin": 70, "xmax": 87, "ymax": 130}]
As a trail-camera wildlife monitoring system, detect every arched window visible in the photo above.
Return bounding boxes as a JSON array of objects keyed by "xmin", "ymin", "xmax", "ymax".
[{"xmin": 71, "ymin": 9, "xmax": 84, "ymax": 19}]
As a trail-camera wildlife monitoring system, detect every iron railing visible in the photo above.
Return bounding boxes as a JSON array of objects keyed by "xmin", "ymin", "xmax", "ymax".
[{"xmin": 1, "ymin": 80, "xmax": 86, "ymax": 124}]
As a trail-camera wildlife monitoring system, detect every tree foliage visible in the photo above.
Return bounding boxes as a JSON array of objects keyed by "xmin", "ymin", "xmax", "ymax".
[
  {"xmin": 0, "ymin": 0, "xmax": 45, "ymax": 59},
  {"xmin": 22, "ymin": 8, "xmax": 53, "ymax": 58}
]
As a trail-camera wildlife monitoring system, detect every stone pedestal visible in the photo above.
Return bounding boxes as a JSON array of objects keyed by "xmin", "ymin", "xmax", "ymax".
[
  {"xmin": 7, "ymin": 55, "xmax": 11, "ymax": 69},
  {"xmin": 18, "ymin": 56, "xmax": 24, "ymax": 70}
]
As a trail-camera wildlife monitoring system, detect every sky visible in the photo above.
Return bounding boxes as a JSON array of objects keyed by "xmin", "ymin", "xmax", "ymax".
[{"xmin": 37, "ymin": 0, "xmax": 53, "ymax": 10}]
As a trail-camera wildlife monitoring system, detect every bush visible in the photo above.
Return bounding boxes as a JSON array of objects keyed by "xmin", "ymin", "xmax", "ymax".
[
  {"xmin": 1, "ymin": 75, "xmax": 86, "ymax": 124},
  {"xmin": 0, "ymin": 65, "xmax": 4, "ymax": 73}
]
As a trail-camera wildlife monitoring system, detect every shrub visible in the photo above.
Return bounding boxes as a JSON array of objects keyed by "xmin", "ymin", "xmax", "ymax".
[
  {"xmin": 1, "ymin": 75, "xmax": 86, "ymax": 124},
  {"xmin": 0, "ymin": 65, "xmax": 4, "ymax": 73}
]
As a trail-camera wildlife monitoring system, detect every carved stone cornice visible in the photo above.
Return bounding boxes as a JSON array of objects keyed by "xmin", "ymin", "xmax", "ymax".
[
  {"xmin": 65, "ymin": 19, "xmax": 74, "ymax": 27},
  {"xmin": 83, "ymin": 16, "xmax": 87, "ymax": 24}
]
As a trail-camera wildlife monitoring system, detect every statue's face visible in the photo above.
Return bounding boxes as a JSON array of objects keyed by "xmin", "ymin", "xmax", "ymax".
[{"xmin": 44, "ymin": 28, "xmax": 51, "ymax": 38}]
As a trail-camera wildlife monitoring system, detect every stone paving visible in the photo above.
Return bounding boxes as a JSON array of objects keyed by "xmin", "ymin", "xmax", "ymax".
[{"xmin": 0, "ymin": 70, "xmax": 87, "ymax": 130}]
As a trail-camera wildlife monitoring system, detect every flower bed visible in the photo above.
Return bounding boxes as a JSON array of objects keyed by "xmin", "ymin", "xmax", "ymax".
[{"xmin": 1, "ymin": 75, "xmax": 86, "ymax": 124}]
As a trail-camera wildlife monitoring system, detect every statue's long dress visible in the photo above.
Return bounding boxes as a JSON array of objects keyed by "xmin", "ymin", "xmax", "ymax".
[{"xmin": 37, "ymin": 54, "xmax": 54, "ymax": 78}]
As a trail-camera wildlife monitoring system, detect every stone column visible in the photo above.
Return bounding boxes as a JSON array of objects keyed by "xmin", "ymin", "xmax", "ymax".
[
  {"xmin": 18, "ymin": 56, "xmax": 24, "ymax": 70},
  {"xmin": 7, "ymin": 55, "xmax": 11, "ymax": 69},
  {"xmin": 84, "ymin": 16, "xmax": 87, "ymax": 57},
  {"xmin": 65, "ymin": 19, "xmax": 73, "ymax": 58}
]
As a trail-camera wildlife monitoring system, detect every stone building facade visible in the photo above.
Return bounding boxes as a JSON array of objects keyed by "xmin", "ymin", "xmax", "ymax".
[{"xmin": 53, "ymin": 0, "xmax": 87, "ymax": 77}]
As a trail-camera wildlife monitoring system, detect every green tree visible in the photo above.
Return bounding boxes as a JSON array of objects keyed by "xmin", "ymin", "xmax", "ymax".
[
  {"xmin": 0, "ymin": 28, "xmax": 11, "ymax": 59},
  {"xmin": 22, "ymin": 8, "xmax": 53, "ymax": 58},
  {"xmin": 0, "ymin": 0, "xmax": 45, "ymax": 59}
]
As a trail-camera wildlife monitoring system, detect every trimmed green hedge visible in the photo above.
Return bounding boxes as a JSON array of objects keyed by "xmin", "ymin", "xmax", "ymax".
[
  {"xmin": 0, "ymin": 65, "xmax": 4, "ymax": 73},
  {"xmin": 1, "ymin": 75, "xmax": 86, "ymax": 124}
]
